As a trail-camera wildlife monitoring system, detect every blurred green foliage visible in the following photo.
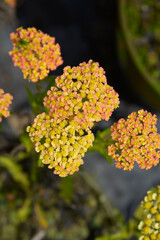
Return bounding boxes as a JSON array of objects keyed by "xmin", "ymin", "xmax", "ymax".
[
  {"xmin": 88, "ymin": 128, "xmax": 114, "ymax": 165},
  {"xmin": 125, "ymin": 0, "xmax": 160, "ymax": 82}
]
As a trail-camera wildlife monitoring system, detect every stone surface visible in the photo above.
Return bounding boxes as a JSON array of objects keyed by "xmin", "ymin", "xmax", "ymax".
[{"xmin": 84, "ymin": 152, "xmax": 160, "ymax": 219}]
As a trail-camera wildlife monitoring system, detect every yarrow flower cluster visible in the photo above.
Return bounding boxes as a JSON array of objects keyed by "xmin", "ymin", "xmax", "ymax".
[
  {"xmin": 0, "ymin": 89, "xmax": 13, "ymax": 122},
  {"xmin": 9, "ymin": 27, "xmax": 63, "ymax": 82},
  {"xmin": 26, "ymin": 113, "xmax": 94, "ymax": 177},
  {"xmin": 108, "ymin": 110, "xmax": 160, "ymax": 170},
  {"xmin": 138, "ymin": 186, "xmax": 160, "ymax": 240},
  {"xmin": 44, "ymin": 60, "xmax": 119, "ymax": 129},
  {"xmin": 27, "ymin": 60, "xmax": 119, "ymax": 177}
]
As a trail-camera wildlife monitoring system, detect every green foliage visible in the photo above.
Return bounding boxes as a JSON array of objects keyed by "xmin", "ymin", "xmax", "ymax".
[
  {"xmin": 34, "ymin": 203, "xmax": 48, "ymax": 228},
  {"xmin": 25, "ymin": 75, "xmax": 57, "ymax": 115},
  {"xmin": 59, "ymin": 175, "xmax": 74, "ymax": 203},
  {"xmin": 15, "ymin": 151, "xmax": 29, "ymax": 162},
  {"xmin": 18, "ymin": 39, "xmax": 29, "ymax": 46},
  {"xmin": 42, "ymin": 74, "xmax": 57, "ymax": 84},
  {"xmin": 95, "ymin": 209, "xmax": 137, "ymax": 239},
  {"xmin": 0, "ymin": 156, "xmax": 30, "ymax": 193},
  {"xmin": 37, "ymin": 75, "xmax": 57, "ymax": 104},
  {"xmin": 20, "ymin": 132, "xmax": 33, "ymax": 153},
  {"xmin": 95, "ymin": 232, "xmax": 131, "ymax": 240},
  {"xmin": 37, "ymin": 156, "xmax": 44, "ymax": 167},
  {"xmin": 25, "ymin": 85, "xmax": 40, "ymax": 115},
  {"xmin": 11, "ymin": 198, "xmax": 31, "ymax": 224},
  {"xmin": 124, "ymin": 0, "xmax": 160, "ymax": 88},
  {"xmin": 88, "ymin": 128, "xmax": 114, "ymax": 164}
]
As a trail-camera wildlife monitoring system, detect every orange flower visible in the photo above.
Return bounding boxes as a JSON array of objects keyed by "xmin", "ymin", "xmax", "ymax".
[
  {"xmin": 108, "ymin": 110, "xmax": 160, "ymax": 170},
  {"xmin": 44, "ymin": 60, "xmax": 119, "ymax": 129},
  {"xmin": 9, "ymin": 27, "xmax": 63, "ymax": 82}
]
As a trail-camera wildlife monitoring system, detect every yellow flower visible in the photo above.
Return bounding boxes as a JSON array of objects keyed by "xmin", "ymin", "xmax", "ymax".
[
  {"xmin": 138, "ymin": 186, "xmax": 160, "ymax": 240},
  {"xmin": 27, "ymin": 112, "xmax": 94, "ymax": 177}
]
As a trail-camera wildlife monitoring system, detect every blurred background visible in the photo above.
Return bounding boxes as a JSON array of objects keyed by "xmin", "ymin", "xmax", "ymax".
[{"xmin": 0, "ymin": 0, "xmax": 160, "ymax": 239}]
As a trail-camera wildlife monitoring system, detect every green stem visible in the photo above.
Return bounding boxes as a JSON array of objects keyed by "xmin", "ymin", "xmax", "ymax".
[
  {"xmin": 109, "ymin": 231, "xmax": 132, "ymax": 240},
  {"xmin": 87, "ymin": 127, "xmax": 114, "ymax": 164},
  {"xmin": 96, "ymin": 229, "xmax": 134, "ymax": 240},
  {"xmin": 88, "ymin": 127, "xmax": 113, "ymax": 153},
  {"xmin": 0, "ymin": 155, "xmax": 30, "ymax": 194},
  {"xmin": 30, "ymin": 152, "xmax": 38, "ymax": 183},
  {"xmin": 35, "ymin": 82, "xmax": 44, "ymax": 114},
  {"xmin": 36, "ymin": 82, "xmax": 42, "ymax": 95}
]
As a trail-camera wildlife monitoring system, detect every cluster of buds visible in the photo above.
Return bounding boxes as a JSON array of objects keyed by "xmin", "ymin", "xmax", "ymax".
[
  {"xmin": 138, "ymin": 186, "xmax": 160, "ymax": 240},
  {"xmin": 9, "ymin": 27, "xmax": 63, "ymax": 82},
  {"xmin": 108, "ymin": 110, "xmax": 160, "ymax": 170},
  {"xmin": 26, "ymin": 113, "xmax": 94, "ymax": 177},
  {"xmin": 0, "ymin": 89, "xmax": 13, "ymax": 122},
  {"xmin": 44, "ymin": 60, "xmax": 119, "ymax": 129}
]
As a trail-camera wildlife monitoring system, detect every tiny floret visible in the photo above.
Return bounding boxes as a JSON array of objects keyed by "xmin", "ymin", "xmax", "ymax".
[{"xmin": 108, "ymin": 110, "xmax": 160, "ymax": 170}]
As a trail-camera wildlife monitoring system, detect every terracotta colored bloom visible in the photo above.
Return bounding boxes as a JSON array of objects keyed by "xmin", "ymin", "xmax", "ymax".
[
  {"xmin": 108, "ymin": 110, "xmax": 160, "ymax": 170},
  {"xmin": 138, "ymin": 186, "xmax": 160, "ymax": 240},
  {"xmin": 44, "ymin": 60, "xmax": 119, "ymax": 129},
  {"xmin": 26, "ymin": 113, "xmax": 94, "ymax": 177},
  {"xmin": 0, "ymin": 89, "xmax": 13, "ymax": 122},
  {"xmin": 9, "ymin": 27, "xmax": 63, "ymax": 82}
]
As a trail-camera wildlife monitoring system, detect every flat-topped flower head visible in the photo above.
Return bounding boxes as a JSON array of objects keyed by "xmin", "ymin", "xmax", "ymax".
[
  {"xmin": 138, "ymin": 186, "xmax": 160, "ymax": 240},
  {"xmin": 9, "ymin": 27, "xmax": 63, "ymax": 82},
  {"xmin": 55, "ymin": 60, "xmax": 107, "ymax": 92},
  {"xmin": 108, "ymin": 110, "xmax": 160, "ymax": 170},
  {"xmin": 26, "ymin": 113, "xmax": 94, "ymax": 177},
  {"xmin": 0, "ymin": 89, "xmax": 13, "ymax": 122},
  {"xmin": 44, "ymin": 60, "xmax": 119, "ymax": 129}
]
